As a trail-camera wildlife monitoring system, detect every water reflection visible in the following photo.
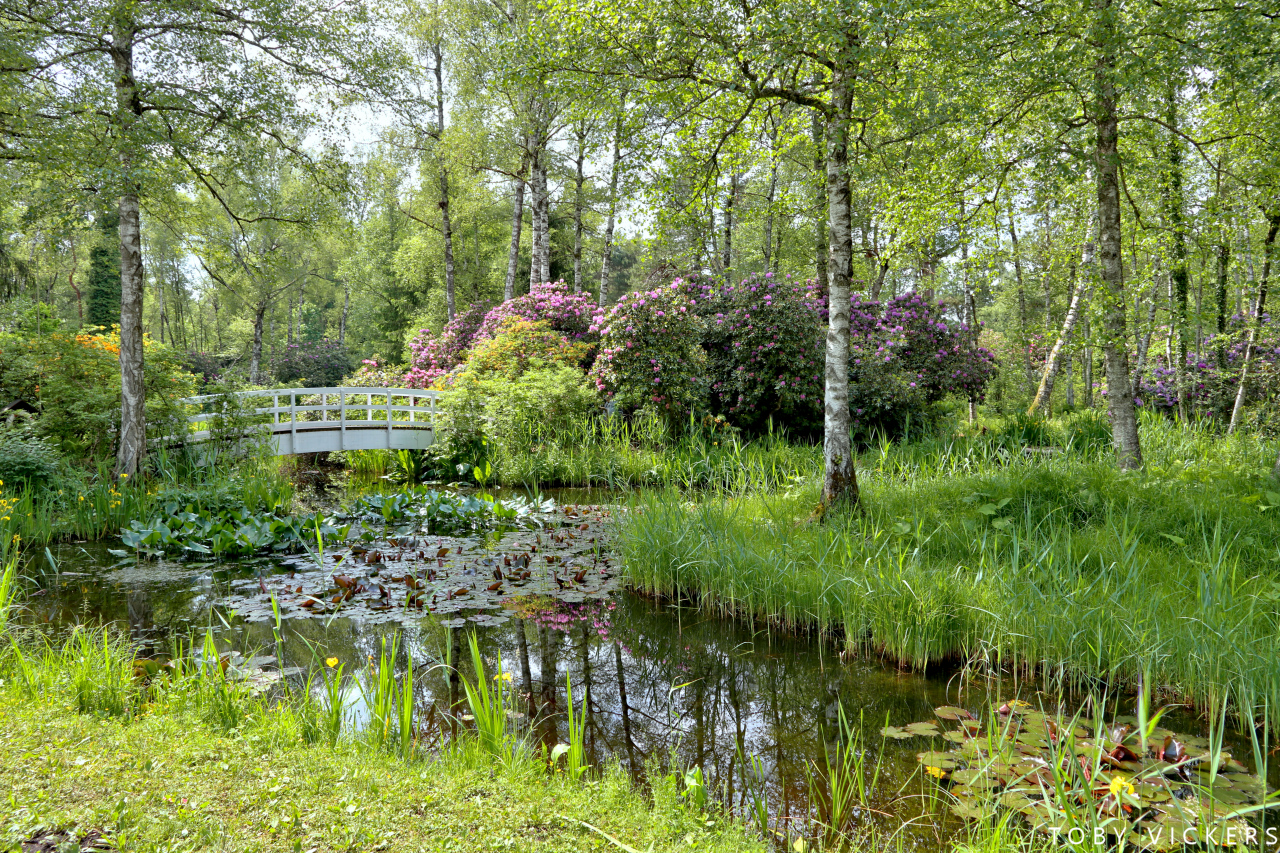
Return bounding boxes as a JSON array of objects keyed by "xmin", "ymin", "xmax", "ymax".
[{"xmin": 26, "ymin": 541, "xmax": 1276, "ymax": 845}]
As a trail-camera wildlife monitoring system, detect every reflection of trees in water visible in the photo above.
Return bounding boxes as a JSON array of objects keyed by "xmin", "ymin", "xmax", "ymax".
[{"xmin": 37, "ymin": 548, "xmax": 962, "ymax": 833}]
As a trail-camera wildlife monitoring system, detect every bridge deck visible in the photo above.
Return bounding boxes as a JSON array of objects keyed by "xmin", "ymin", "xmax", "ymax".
[{"xmin": 179, "ymin": 387, "xmax": 441, "ymax": 456}]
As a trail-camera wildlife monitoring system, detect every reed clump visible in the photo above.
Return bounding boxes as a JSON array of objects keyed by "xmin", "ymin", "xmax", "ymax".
[{"xmin": 618, "ymin": 414, "xmax": 1280, "ymax": 724}]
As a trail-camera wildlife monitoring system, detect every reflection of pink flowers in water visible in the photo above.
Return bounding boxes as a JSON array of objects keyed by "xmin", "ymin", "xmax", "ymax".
[{"xmin": 530, "ymin": 600, "xmax": 617, "ymax": 641}]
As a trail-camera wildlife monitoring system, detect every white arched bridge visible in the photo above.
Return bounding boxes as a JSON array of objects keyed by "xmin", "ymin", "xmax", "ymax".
[{"xmin": 180, "ymin": 387, "xmax": 440, "ymax": 456}]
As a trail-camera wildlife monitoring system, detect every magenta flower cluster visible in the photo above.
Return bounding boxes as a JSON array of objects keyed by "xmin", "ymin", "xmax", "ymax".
[
  {"xmin": 1134, "ymin": 313, "xmax": 1278, "ymax": 417},
  {"xmin": 845, "ymin": 292, "xmax": 997, "ymax": 434},
  {"xmin": 694, "ymin": 272, "xmax": 826, "ymax": 432},
  {"xmin": 589, "ymin": 281, "xmax": 706, "ymax": 419},
  {"xmin": 473, "ymin": 281, "xmax": 599, "ymax": 344},
  {"xmin": 403, "ymin": 302, "xmax": 492, "ymax": 389}
]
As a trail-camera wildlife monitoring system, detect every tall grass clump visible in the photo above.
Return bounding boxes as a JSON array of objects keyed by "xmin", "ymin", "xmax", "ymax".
[{"xmin": 618, "ymin": 413, "xmax": 1280, "ymax": 726}]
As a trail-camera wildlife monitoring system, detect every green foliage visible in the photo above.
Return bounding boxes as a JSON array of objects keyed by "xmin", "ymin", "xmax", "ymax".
[
  {"xmin": 434, "ymin": 320, "xmax": 602, "ymax": 470},
  {"xmin": 464, "ymin": 318, "xmax": 593, "ymax": 380},
  {"xmin": 0, "ymin": 328, "xmax": 196, "ymax": 466},
  {"xmin": 618, "ymin": 416, "xmax": 1280, "ymax": 727},
  {"xmin": 0, "ymin": 429, "xmax": 63, "ymax": 492},
  {"xmin": 119, "ymin": 502, "xmax": 344, "ymax": 559}
]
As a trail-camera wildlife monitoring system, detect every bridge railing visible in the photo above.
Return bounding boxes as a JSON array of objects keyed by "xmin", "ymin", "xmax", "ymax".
[{"xmin": 179, "ymin": 387, "xmax": 441, "ymax": 445}]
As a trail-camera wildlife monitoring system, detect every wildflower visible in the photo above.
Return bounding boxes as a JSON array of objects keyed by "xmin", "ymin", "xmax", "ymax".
[
  {"xmin": 493, "ymin": 671, "xmax": 513, "ymax": 683},
  {"xmin": 1108, "ymin": 775, "xmax": 1135, "ymax": 798},
  {"xmin": 325, "ymin": 657, "xmax": 339, "ymax": 668}
]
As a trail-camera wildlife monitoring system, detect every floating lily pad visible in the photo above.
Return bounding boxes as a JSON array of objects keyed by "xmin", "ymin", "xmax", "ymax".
[{"xmin": 934, "ymin": 705, "xmax": 973, "ymax": 721}]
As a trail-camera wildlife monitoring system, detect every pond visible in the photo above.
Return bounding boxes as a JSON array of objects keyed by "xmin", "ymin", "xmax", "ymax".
[{"xmin": 17, "ymin": 496, "xmax": 1278, "ymax": 848}]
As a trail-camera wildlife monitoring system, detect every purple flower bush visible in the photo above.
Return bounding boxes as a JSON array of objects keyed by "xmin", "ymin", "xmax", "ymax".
[
  {"xmin": 589, "ymin": 282, "xmax": 706, "ymax": 420},
  {"xmin": 1135, "ymin": 314, "xmax": 1278, "ymax": 418},
  {"xmin": 474, "ymin": 281, "xmax": 599, "ymax": 345},
  {"xmin": 184, "ymin": 351, "xmax": 225, "ymax": 388},
  {"xmin": 695, "ymin": 272, "xmax": 826, "ymax": 433},
  {"xmin": 844, "ymin": 292, "xmax": 997, "ymax": 436},
  {"xmin": 270, "ymin": 338, "xmax": 351, "ymax": 387},
  {"xmin": 404, "ymin": 301, "xmax": 492, "ymax": 389}
]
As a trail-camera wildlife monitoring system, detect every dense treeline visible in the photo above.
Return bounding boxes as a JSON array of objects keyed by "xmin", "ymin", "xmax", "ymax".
[{"xmin": 1, "ymin": 0, "xmax": 1278, "ymax": 491}]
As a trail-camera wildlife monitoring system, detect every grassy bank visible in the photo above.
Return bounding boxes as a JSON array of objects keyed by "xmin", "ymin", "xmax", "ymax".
[
  {"xmin": 618, "ymin": 414, "xmax": 1280, "ymax": 721},
  {"xmin": 0, "ymin": 451, "xmax": 296, "ymax": 557},
  {"xmin": 0, "ymin": 582, "xmax": 763, "ymax": 853},
  {"xmin": 0, "ymin": 696, "xmax": 759, "ymax": 853}
]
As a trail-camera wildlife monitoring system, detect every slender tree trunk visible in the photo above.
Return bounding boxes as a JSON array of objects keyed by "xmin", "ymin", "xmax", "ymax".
[
  {"xmin": 249, "ymin": 300, "xmax": 267, "ymax": 385},
  {"xmin": 1082, "ymin": 315, "xmax": 1093, "ymax": 407},
  {"xmin": 339, "ymin": 282, "xmax": 349, "ymax": 348},
  {"xmin": 1215, "ymin": 240, "xmax": 1230, "ymax": 366},
  {"xmin": 1093, "ymin": 15, "xmax": 1143, "ymax": 469},
  {"xmin": 1228, "ymin": 211, "xmax": 1279, "ymax": 433},
  {"xmin": 112, "ymin": 19, "xmax": 146, "ymax": 478},
  {"xmin": 599, "ymin": 118, "xmax": 622, "ymax": 307},
  {"xmin": 432, "ymin": 45, "xmax": 456, "ymax": 321},
  {"xmin": 1009, "ymin": 211, "xmax": 1033, "ymax": 396},
  {"xmin": 68, "ymin": 236, "xmax": 84, "ymax": 327},
  {"xmin": 504, "ymin": 150, "xmax": 529, "ymax": 301},
  {"xmin": 1029, "ymin": 243, "xmax": 1091, "ymax": 416},
  {"xmin": 821, "ymin": 53, "xmax": 858, "ymax": 510},
  {"xmin": 763, "ymin": 156, "xmax": 777, "ymax": 273},
  {"xmin": 722, "ymin": 173, "xmax": 736, "ymax": 284},
  {"xmin": 960, "ymin": 199, "xmax": 977, "ymax": 423},
  {"xmin": 528, "ymin": 149, "xmax": 550, "ymax": 288},
  {"xmin": 572, "ymin": 128, "xmax": 586, "ymax": 292}
]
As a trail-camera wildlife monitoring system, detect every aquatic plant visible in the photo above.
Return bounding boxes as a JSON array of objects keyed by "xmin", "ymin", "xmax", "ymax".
[
  {"xmin": 460, "ymin": 632, "xmax": 519, "ymax": 763},
  {"xmin": 903, "ymin": 700, "xmax": 1277, "ymax": 849},
  {"xmin": 342, "ymin": 485, "xmax": 519, "ymax": 533},
  {"xmin": 118, "ymin": 503, "xmax": 345, "ymax": 558}
]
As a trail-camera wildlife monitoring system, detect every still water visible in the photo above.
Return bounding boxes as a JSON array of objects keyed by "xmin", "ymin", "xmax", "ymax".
[{"xmin": 18, "ymin": 510, "xmax": 1273, "ymax": 847}]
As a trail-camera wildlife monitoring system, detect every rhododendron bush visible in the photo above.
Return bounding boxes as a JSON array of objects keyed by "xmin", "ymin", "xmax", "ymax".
[
  {"xmin": 589, "ymin": 283, "xmax": 706, "ymax": 420},
  {"xmin": 1135, "ymin": 313, "xmax": 1279, "ymax": 419},
  {"xmin": 404, "ymin": 302, "xmax": 491, "ymax": 388},
  {"xmin": 403, "ymin": 276, "xmax": 997, "ymax": 439},
  {"xmin": 474, "ymin": 281, "xmax": 598, "ymax": 345},
  {"xmin": 845, "ymin": 292, "xmax": 997, "ymax": 436},
  {"xmin": 694, "ymin": 273, "xmax": 825, "ymax": 434}
]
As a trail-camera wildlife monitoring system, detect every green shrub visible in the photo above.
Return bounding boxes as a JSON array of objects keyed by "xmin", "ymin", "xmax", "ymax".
[
  {"xmin": 0, "ymin": 429, "xmax": 63, "ymax": 492},
  {"xmin": 0, "ymin": 328, "xmax": 196, "ymax": 466}
]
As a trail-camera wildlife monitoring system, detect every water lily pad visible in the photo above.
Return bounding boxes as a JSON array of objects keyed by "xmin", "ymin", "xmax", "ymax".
[
  {"xmin": 917, "ymin": 751, "xmax": 958, "ymax": 772},
  {"xmin": 934, "ymin": 705, "xmax": 973, "ymax": 721}
]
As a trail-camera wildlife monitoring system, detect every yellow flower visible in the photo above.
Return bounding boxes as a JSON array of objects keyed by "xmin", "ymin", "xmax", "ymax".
[
  {"xmin": 493, "ymin": 672, "xmax": 513, "ymax": 683},
  {"xmin": 325, "ymin": 657, "xmax": 339, "ymax": 668},
  {"xmin": 120, "ymin": 473, "xmax": 128, "ymax": 479},
  {"xmin": 924, "ymin": 765, "xmax": 947, "ymax": 778},
  {"xmin": 1109, "ymin": 775, "xmax": 1135, "ymax": 799}
]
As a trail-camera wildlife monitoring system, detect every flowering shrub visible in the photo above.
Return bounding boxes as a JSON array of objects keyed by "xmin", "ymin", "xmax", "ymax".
[
  {"xmin": 845, "ymin": 292, "xmax": 997, "ymax": 436},
  {"xmin": 404, "ymin": 301, "xmax": 492, "ymax": 389},
  {"xmin": 184, "ymin": 351, "xmax": 226, "ymax": 388},
  {"xmin": 474, "ymin": 281, "xmax": 599, "ymax": 345},
  {"xmin": 0, "ymin": 329, "xmax": 195, "ymax": 464},
  {"xmin": 270, "ymin": 339, "xmax": 351, "ymax": 387},
  {"xmin": 696, "ymin": 273, "xmax": 825, "ymax": 434},
  {"xmin": 590, "ymin": 282, "xmax": 706, "ymax": 421},
  {"xmin": 346, "ymin": 357, "xmax": 405, "ymax": 388},
  {"xmin": 463, "ymin": 319, "xmax": 593, "ymax": 380},
  {"xmin": 1135, "ymin": 314, "xmax": 1279, "ymax": 418}
]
